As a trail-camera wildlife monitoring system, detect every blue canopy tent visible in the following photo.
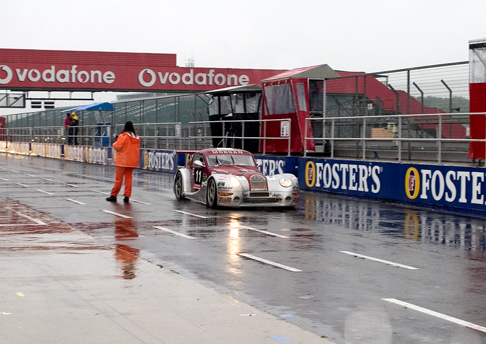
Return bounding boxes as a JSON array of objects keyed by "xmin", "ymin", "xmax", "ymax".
[
  {"xmin": 61, "ymin": 102, "xmax": 114, "ymax": 112},
  {"xmin": 62, "ymin": 102, "xmax": 114, "ymax": 146}
]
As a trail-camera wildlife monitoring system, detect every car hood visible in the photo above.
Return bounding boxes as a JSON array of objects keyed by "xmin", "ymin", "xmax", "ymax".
[
  {"xmin": 209, "ymin": 165, "xmax": 262, "ymax": 177},
  {"xmin": 209, "ymin": 165, "xmax": 268, "ymax": 191}
]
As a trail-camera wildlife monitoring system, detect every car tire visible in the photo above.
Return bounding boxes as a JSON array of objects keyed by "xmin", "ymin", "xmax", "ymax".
[
  {"xmin": 206, "ymin": 178, "xmax": 218, "ymax": 208},
  {"xmin": 174, "ymin": 171, "xmax": 184, "ymax": 201}
]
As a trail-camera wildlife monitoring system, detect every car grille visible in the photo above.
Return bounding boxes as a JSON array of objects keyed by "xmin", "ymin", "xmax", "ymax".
[
  {"xmin": 249, "ymin": 174, "xmax": 267, "ymax": 191},
  {"xmin": 249, "ymin": 192, "xmax": 269, "ymax": 197},
  {"xmin": 243, "ymin": 197, "xmax": 280, "ymax": 204}
]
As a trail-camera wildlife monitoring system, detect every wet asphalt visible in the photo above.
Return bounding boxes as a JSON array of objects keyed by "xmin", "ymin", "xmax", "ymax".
[{"xmin": 1, "ymin": 153, "xmax": 486, "ymax": 344}]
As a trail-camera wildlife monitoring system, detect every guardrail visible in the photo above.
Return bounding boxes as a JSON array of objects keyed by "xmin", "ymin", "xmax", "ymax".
[
  {"xmin": 114, "ymin": 122, "xmax": 183, "ymax": 150},
  {"xmin": 5, "ymin": 122, "xmax": 184, "ymax": 150},
  {"xmin": 5, "ymin": 113, "xmax": 485, "ymax": 165},
  {"xmin": 304, "ymin": 112, "xmax": 485, "ymax": 165}
]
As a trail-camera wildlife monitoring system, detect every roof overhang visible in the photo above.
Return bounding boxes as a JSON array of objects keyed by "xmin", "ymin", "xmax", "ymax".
[
  {"xmin": 61, "ymin": 102, "xmax": 114, "ymax": 112},
  {"xmin": 205, "ymin": 84, "xmax": 262, "ymax": 95},
  {"xmin": 262, "ymin": 64, "xmax": 341, "ymax": 82}
]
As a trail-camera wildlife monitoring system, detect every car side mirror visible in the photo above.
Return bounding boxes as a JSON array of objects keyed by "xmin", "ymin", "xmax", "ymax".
[
  {"xmin": 256, "ymin": 161, "xmax": 262, "ymax": 167},
  {"xmin": 194, "ymin": 160, "xmax": 205, "ymax": 167}
]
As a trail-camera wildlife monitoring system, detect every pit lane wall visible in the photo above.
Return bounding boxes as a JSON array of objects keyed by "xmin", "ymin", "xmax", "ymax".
[
  {"xmin": 2, "ymin": 141, "xmax": 486, "ymax": 215},
  {"xmin": 299, "ymin": 158, "xmax": 486, "ymax": 215}
]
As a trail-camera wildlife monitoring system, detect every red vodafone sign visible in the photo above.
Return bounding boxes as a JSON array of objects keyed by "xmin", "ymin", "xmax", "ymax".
[{"xmin": 0, "ymin": 49, "xmax": 285, "ymax": 92}]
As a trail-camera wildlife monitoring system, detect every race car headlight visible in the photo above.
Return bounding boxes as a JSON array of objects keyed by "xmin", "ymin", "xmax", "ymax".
[
  {"xmin": 279, "ymin": 177, "xmax": 292, "ymax": 187},
  {"xmin": 229, "ymin": 176, "xmax": 240, "ymax": 187}
]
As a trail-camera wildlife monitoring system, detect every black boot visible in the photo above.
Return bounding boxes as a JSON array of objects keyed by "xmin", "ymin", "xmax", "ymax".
[
  {"xmin": 123, "ymin": 196, "xmax": 130, "ymax": 203},
  {"xmin": 106, "ymin": 195, "xmax": 117, "ymax": 202}
]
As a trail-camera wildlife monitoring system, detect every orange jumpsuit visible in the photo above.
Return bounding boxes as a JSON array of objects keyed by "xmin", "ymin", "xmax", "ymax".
[{"xmin": 110, "ymin": 132, "xmax": 140, "ymax": 198}]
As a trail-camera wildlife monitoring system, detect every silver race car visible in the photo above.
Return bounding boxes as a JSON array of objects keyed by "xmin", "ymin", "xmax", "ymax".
[{"xmin": 173, "ymin": 148, "xmax": 299, "ymax": 208}]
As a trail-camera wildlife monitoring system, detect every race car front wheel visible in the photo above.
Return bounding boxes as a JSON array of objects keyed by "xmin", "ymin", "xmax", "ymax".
[
  {"xmin": 206, "ymin": 178, "xmax": 218, "ymax": 208},
  {"xmin": 174, "ymin": 171, "xmax": 184, "ymax": 201}
]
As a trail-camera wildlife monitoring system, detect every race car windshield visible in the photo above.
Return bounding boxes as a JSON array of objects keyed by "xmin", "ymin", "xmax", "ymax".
[{"xmin": 206, "ymin": 154, "xmax": 256, "ymax": 167}]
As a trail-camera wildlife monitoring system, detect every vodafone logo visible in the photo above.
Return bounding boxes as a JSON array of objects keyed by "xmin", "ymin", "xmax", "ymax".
[
  {"xmin": 138, "ymin": 69, "xmax": 157, "ymax": 87},
  {"xmin": 138, "ymin": 68, "xmax": 250, "ymax": 88},
  {"xmin": 0, "ymin": 64, "xmax": 115, "ymax": 85},
  {"xmin": 0, "ymin": 65, "xmax": 13, "ymax": 84}
]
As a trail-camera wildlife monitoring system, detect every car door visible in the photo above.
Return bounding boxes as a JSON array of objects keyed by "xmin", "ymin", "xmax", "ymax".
[{"xmin": 191, "ymin": 153, "xmax": 205, "ymax": 191}]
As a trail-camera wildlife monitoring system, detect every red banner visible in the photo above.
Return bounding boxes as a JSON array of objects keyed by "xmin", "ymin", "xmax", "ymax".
[{"xmin": 0, "ymin": 49, "xmax": 285, "ymax": 92}]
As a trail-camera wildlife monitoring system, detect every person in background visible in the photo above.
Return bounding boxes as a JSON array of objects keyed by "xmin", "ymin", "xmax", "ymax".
[
  {"xmin": 65, "ymin": 113, "xmax": 72, "ymax": 144},
  {"xmin": 70, "ymin": 112, "xmax": 79, "ymax": 145},
  {"xmin": 106, "ymin": 121, "xmax": 140, "ymax": 203}
]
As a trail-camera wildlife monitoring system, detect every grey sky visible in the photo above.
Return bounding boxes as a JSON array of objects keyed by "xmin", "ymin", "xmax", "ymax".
[
  {"xmin": 2, "ymin": 0, "xmax": 484, "ymax": 71},
  {"xmin": 0, "ymin": 0, "xmax": 485, "ymax": 114}
]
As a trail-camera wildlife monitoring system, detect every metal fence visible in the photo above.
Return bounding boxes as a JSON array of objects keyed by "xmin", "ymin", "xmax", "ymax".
[
  {"xmin": 304, "ymin": 112, "xmax": 486, "ymax": 165},
  {"xmin": 319, "ymin": 61, "xmax": 469, "ymax": 120},
  {"xmin": 4, "ymin": 93, "xmax": 211, "ymax": 128},
  {"xmin": 5, "ymin": 112, "xmax": 485, "ymax": 165}
]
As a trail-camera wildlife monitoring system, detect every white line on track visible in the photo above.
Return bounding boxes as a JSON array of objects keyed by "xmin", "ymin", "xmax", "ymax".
[
  {"xmin": 37, "ymin": 190, "xmax": 54, "ymax": 195},
  {"xmin": 90, "ymin": 191, "xmax": 150, "ymax": 204},
  {"xmin": 16, "ymin": 183, "xmax": 29, "ymax": 187},
  {"xmin": 5, "ymin": 208, "xmax": 47, "ymax": 225},
  {"xmin": 43, "ymin": 178, "xmax": 54, "ymax": 182},
  {"xmin": 102, "ymin": 210, "xmax": 133, "ymax": 219},
  {"xmin": 0, "ymin": 223, "xmax": 45, "ymax": 227},
  {"xmin": 65, "ymin": 198, "xmax": 86, "ymax": 205},
  {"xmin": 173, "ymin": 210, "xmax": 209, "ymax": 219},
  {"xmin": 131, "ymin": 199, "xmax": 151, "ymax": 205},
  {"xmin": 153, "ymin": 226, "xmax": 196, "ymax": 239},
  {"xmin": 91, "ymin": 190, "xmax": 110, "ymax": 195},
  {"xmin": 340, "ymin": 251, "xmax": 418, "ymax": 270},
  {"xmin": 0, "ymin": 178, "xmax": 9, "ymax": 181},
  {"xmin": 66, "ymin": 184, "xmax": 79, "ymax": 188},
  {"xmin": 238, "ymin": 253, "xmax": 302, "ymax": 272},
  {"xmin": 383, "ymin": 298, "xmax": 486, "ymax": 333},
  {"xmin": 25, "ymin": 174, "xmax": 35, "ymax": 177},
  {"xmin": 236, "ymin": 225, "xmax": 289, "ymax": 238}
]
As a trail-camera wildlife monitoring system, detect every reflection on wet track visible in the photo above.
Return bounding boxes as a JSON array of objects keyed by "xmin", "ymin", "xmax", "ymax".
[{"xmin": 1, "ymin": 154, "xmax": 486, "ymax": 344}]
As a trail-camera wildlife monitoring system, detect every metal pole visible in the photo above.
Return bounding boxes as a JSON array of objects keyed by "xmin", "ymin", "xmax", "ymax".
[
  {"xmin": 441, "ymin": 79, "xmax": 453, "ymax": 113},
  {"xmin": 242, "ymin": 122, "xmax": 245, "ymax": 151},
  {"xmin": 322, "ymin": 78, "xmax": 327, "ymax": 119},
  {"xmin": 331, "ymin": 119, "xmax": 335, "ymax": 158},
  {"xmin": 363, "ymin": 75, "xmax": 367, "ymax": 116},
  {"xmin": 438, "ymin": 115, "xmax": 442, "ymax": 163},
  {"xmin": 263, "ymin": 121, "xmax": 266, "ymax": 155},
  {"xmin": 323, "ymin": 78, "xmax": 327, "ymax": 155},
  {"xmin": 304, "ymin": 119, "xmax": 308, "ymax": 157},
  {"xmin": 362, "ymin": 117, "xmax": 366, "ymax": 160},
  {"xmin": 398, "ymin": 116, "xmax": 402, "ymax": 162},
  {"xmin": 413, "ymin": 82, "xmax": 425, "ymax": 137},
  {"xmin": 441, "ymin": 79, "xmax": 453, "ymax": 138},
  {"xmin": 288, "ymin": 119, "xmax": 291, "ymax": 157},
  {"xmin": 407, "ymin": 70, "xmax": 411, "ymax": 115}
]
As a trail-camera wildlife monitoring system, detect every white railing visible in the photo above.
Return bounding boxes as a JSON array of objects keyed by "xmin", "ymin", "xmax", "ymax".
[
  {"xmin": 304, "ymin": 112, "xmax": 485, "ymax": 165},
  {"xmin": 4, "ymin": 124, "xmax": 113, "ymax": 147},
  {"xmin": 5, "ymin": 113, "xmax": 485, "ymax": 165},
  {"xmin": 114, "ymin": 122, "xmax": 183, "ymax": 150}
]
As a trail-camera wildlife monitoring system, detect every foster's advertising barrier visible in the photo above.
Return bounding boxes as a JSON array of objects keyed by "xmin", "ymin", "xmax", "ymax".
[{"xmin": 299, "ymin": 157, "xmax": 486, "ymax": 215}]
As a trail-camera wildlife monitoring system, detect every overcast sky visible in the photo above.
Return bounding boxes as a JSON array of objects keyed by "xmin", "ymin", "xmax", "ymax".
[
  {"xmin": 1, "ymin": 0, "xmax": 485, "ymax": 114},
  {"xmin": 2, "ymin": 0, "xmax": 485, "ymax": 71}
]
